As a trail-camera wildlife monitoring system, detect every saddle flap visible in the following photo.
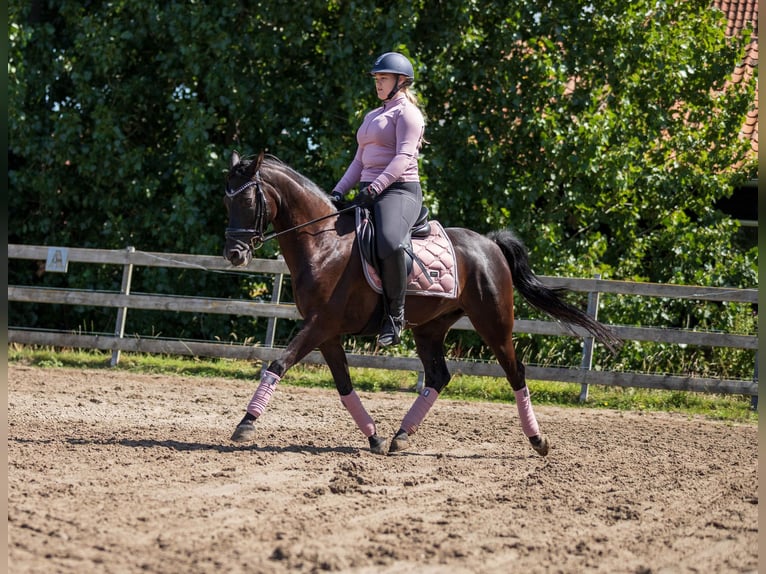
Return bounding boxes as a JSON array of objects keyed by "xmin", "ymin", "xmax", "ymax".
[{"xmin": 355, "ymin": 207, "xmax": 378, "ymax": 274}]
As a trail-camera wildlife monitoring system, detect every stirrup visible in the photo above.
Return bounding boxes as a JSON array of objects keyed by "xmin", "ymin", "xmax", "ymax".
[{"xmin": 378, "ymin": 315, "xmax": 402, "ymax": 347}]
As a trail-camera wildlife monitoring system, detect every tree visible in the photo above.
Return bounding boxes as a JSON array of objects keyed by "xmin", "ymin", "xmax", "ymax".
[
  {"xmin": 9, "ymin": 1, "xmax": 756, "ymax": 377},
  {"xmin": 414, "ymin": 1, "xmax": 755, "ymax": 272}
]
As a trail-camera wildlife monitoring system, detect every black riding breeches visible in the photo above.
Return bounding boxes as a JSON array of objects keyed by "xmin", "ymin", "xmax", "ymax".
[{"xmin": 362, "ymin": 181, "xmax": 423, "ymax": 260}]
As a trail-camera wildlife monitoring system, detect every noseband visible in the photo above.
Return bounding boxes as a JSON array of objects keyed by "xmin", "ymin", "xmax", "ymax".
[{"xmin": 225, "ymin": 169, "xmax": 269, "ymax": 251}]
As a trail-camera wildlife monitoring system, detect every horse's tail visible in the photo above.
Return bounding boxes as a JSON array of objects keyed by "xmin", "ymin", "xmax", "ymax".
[{"xmin": 488, "ymin": 229, "xmax": 621, "ymax": 353}]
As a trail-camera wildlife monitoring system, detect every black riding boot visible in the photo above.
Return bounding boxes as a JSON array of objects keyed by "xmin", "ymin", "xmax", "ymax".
[{"xmin": 379, "ymin": 248, "xmax": 407, "ymax": 347}]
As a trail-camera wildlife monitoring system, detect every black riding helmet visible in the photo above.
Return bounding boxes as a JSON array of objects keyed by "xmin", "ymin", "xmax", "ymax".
[{"xmin": 370, "ymin": 52, "xmax": 414, "ymax": 100}]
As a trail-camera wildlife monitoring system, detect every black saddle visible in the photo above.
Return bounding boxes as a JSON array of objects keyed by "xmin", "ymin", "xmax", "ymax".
[
  {"xmin": 411, "ymin": 206, "xmax": 432, "ymax": 238},
  {"xmin": 358, "ymin": 206, "xmax": 432, "ymax": 276}
]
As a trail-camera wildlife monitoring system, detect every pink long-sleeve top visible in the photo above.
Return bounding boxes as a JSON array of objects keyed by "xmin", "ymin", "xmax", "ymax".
[{"xmin": 334, "ymin": 92, "xmax": 425, "ymax": 195}]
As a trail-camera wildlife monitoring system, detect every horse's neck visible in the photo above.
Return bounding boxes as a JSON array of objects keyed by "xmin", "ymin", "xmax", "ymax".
[
  {"xmin": 266, "ymin": 166, "xmax": 349, "ymax": 277},
  {"xmin": 277, "ymin": 220, "xmax": 346, "ymax": 273},
  {"xmin": 272, "ymin": 204, "xmax": 347, "ymax": 277}
]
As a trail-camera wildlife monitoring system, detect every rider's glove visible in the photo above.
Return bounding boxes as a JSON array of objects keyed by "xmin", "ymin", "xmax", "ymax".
[
  {"xmin": 329, "ymin": 190, "xmax": 345, "ymax": 208},
  {"xmin": 357, "ymin": 185, "xmax": 377, "ymax": 207}
]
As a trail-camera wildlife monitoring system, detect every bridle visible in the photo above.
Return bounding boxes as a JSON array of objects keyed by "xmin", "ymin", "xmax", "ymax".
[
  {"xmin": 225, "ymin": 166, "xmax": 356, "ymax": 253},
  {"xmin": 225, "ymin": 168, "xmax": 270, "ymax": 251}
]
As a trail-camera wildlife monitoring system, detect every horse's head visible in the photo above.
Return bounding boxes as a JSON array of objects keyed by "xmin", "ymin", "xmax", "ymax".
[{"xmin": 223, "ymin": 150, "xmax": 269, "ymax": 267}]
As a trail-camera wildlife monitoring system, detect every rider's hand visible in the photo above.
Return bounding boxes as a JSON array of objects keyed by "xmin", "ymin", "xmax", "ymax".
[
  {"xmin": 357, "ymin": 185, "xmax": 377, "ymax": 207},
  {"xmin": 329, "ymin": 191, "xmax": 345, "ymax": 209}
]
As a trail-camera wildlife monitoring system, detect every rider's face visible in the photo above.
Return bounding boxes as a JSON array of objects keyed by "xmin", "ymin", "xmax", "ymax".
[{"xmin": 373, "ymin": 73, "xmax": 398, "ymax": 100}]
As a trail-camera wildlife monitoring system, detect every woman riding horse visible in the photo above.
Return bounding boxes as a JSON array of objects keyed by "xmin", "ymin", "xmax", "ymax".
[
  {"xmin": 330, "ymin": 52, "xmax": 426, "ymax": 348},
  {"xmin": 223, "ymin": 150, "xmax": 620, "ymax": 456}
]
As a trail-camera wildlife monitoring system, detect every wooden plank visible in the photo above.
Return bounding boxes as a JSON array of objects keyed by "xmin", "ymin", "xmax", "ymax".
[
  {"xmin": 8, "ymin": 244, "xmax": 289, "ymax": 274},
  {"xmin": 519, "ymin": 366, "xmax": 758, "ymax": 395},
  {"xmin": 9, "ymin": 329, "xmax": 756, "ymax": 396},
  {"xmin": 541, "ymin": 276, "xmax": 757, "ymax": 303},
  {"xmin": 9, "ymin": 245, "xmax": 126, "ymax": 263},
  {"xmin": 453, "ymin": 318, "xmax": 757, "ymax": 349},
  {"xmin": 125, "ymin": 252, "xmax": 290, "ymax": 274},
  {"xmin": 8, "ymin": 286, "xmax": 303, "ymax": 320},
  {"xmin": 607, "ymin": 326, "xmax": 758, "ymax": 349}
]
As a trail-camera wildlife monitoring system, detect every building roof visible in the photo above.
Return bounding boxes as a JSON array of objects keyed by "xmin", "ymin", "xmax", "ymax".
[
  {"xmin": 716, "ymin": 0, "xmax": 758, "ymax": 37},
  {"xmin": 714, "ymin": 0, "xmax": 758, "ymax": 157}
]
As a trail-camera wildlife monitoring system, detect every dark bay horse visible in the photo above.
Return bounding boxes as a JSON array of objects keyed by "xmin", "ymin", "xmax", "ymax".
[{"xmin": 223, "ymin": 151, "xmax": 619, "ymax": 456}]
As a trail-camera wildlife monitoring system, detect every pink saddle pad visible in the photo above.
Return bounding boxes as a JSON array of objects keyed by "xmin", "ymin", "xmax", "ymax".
[{"xmin": 361, "ymin": 220, "xmax": 458, "ymax": 299}]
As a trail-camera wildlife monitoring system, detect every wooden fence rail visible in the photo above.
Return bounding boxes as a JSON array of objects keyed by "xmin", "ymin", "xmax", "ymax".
[{"xmin": 8, "ymin": 244, "xmax": 759, "ymax": 397}]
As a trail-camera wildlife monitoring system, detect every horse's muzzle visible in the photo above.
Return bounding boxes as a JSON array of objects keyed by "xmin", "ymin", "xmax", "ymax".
[
  {"xmin": 223, "ymin": 239, "xmax": 253, "ymax": 267},
  {"xmin": 224, "ymin": 228, "xmax": 260, "ymax": 267}
]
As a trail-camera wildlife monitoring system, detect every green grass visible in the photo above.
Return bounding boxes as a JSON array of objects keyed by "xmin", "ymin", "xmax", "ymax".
[{"xmin": 8, "ymin": 345, "xmax": 757, "ymax": 424}]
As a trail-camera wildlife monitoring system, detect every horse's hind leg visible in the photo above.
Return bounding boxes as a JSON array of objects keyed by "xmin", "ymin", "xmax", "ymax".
[
  {"xmin": 319, "ymin": 337, "xmax": 387, "ymax": 454},
  {"xmin": 389, "ymin": 317, "xmax": 457, "ymax": 453},
  {"xmin": 491, "ymin": 349, "xmax": 549, "ymax": 456},
  {"xmin": 509, "ymin": 360, "xmax": 549, "ymax": 456},
  {"xmin": 465, "ymin": 303, "xmax": 549, "ymax": 456}
]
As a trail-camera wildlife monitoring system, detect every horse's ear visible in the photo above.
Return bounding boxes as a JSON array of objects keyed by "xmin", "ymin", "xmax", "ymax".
[
  {"xmin": 255, "ymin": 150, "xmax": 265, "ymax": 169},
  {"xmin": 230, "ymin": 150, "xmax": 241, "ymax": 169}
]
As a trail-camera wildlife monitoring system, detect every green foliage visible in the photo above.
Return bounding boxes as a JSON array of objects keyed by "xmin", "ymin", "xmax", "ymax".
[{"xmin": 9, "ymin": 1, "xmax": 757, "ymax": 377}]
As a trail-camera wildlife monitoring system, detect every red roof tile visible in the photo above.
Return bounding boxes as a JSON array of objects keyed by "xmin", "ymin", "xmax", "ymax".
[
  {"xmin": 715, "ymin": 0, "xmax": 758, "ymax": 36},
  {"xmin": 713, "ymin": 0, "xmax": 758, "ymax": 156}
]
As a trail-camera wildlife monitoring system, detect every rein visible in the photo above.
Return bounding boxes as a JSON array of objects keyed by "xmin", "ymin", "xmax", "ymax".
[{"xmin": 225, "ymin": 169, "xmax": 355, "ymax": 251}]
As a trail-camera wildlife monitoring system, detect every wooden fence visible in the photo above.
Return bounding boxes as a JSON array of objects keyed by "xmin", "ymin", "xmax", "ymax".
[{"xmin": 8, "ymin": 244, "xmax": 759, "ymax": 398}]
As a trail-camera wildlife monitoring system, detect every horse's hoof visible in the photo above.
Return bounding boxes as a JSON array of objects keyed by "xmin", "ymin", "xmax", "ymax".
[
  {"xmin": 529, "ymin": 434, "xmax": 549, "ymax": 456},
  {"xmin": 388, "ymin": 429, "xmax": 409, "ymax": 453},
  {"xmin": 368, "ymin": 434, "xmax": 388, "ymax": 455},
  {"xmin": 231, "ymin": 422, "xmax": 257, "ymax": 443}
]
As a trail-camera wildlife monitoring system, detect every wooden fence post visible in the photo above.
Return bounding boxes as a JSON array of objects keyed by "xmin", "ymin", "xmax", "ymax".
[
  {"xmin": 578, "ymin": 274, "xmax": 601, "ymax": 402},
  {"xmin": 110, "ymin": 246, "xmax": 135, "ymax": 367},
  {"xmin": 751, "ymin": 353, "xmax": 758, "ymax": 410}
]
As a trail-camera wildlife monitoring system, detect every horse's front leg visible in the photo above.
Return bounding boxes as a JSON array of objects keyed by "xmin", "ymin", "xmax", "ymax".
[
  {"xmin": 319, "ymin": 337, "xmax": 387, "ymax": 455},
  {"xmin": 230, "ymin": 316, "xmax": 326, "ymax": 443}
]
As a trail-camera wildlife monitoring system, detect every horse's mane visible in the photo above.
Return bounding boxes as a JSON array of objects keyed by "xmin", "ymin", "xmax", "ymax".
[{"xmin": 260, "ymin": 155, "xmax": 330, "ymax": 205}]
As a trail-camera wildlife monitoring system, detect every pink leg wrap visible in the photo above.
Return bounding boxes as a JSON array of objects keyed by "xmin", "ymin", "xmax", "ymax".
[
  {"xmin": 401, "ymin": 387, "xmax": 439, "ymax": 435},
  {"xmin": 514, "ymin": 386, "xmax": 540, "ymax": 438},
  {"xmin": 246, "ymin": 370, "xmax": 281, "ymax": 418},
  {"xmin": 340, "ymin": 390, "xmax": 376, "ymax": 438}
]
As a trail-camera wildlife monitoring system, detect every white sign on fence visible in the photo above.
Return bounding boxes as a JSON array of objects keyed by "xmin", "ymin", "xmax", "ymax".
[{"xmin": 45, "ymin": 247, "xmax": 69, "ymax": 273}]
